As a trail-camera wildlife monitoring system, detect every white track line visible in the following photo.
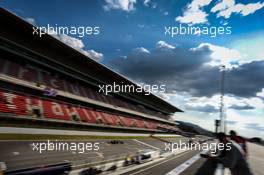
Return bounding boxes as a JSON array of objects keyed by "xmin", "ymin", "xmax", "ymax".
[
  {"xmin": 133, "ymin": 139, "xmax": 160, "ymax": 150},
  {"xmin": 166, "ymin": 150, "xmax": 207, "ymax": 175}
]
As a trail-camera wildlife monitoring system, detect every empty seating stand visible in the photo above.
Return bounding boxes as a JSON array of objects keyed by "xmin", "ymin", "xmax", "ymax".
[
  {"xmin": 0, "ymin": 58, "xmax": 170, "ymax": 120},
  {"xmin": 0, "ymin": 89, "xmax": 178, "ymax": 131}
]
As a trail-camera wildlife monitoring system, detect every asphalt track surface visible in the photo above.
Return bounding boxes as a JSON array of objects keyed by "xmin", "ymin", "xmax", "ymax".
[
  {"xmin": 0, "ymin": 137, "xmax": 187, "ymax": 171},
  {"xmin": 1, "ymin": 138, "xmax": 263, "ymax": 175}
]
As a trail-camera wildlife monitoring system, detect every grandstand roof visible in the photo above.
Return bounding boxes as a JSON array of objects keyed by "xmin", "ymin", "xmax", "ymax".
[{"xmin": 0, "ymin": 8, "xmax": 183, "ymax": 114}]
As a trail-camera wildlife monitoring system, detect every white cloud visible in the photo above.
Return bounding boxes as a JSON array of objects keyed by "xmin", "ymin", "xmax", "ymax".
[
  {"xmin": 56, "ymin": 34, "xmax": 84, "ymax": 50},
  {"xmin": 83, "ymin": 50, "xmax": 104, "ymax": 61},
  {"xmin": 151, "ymin": 2, "xmax": 157, "ymax": 9},
  {"xmin": 212, "ymin": 0, "xmax": 264, "ymax": 18},
  {"xmin": 185, "ymin": 95, "xmax": 219, "ymax": 111},
  {"xmin": 24, "ymin": 17, "xmax": 36, "ymax": 25},
  {"xmin": 226, "ymin": 96, "xmax": 263, "ymax": 110},
  {"xmin": 137, "ymin": 24, "xmax": 145, "ymax": 28},
  {"xmin": 192, "ymin": 43, "xmax": 241, "ymax": 69},
  {"xmin": 175, "ymin": 0, "xmax": 212, "ymax": 24},
  {"xmin": 231, "ymin": 33, "xmax": 264, "ymax": 64},
  {"xmin": 169, "ymin": 91, "xmax": 264, "ymax": 139},
  {"xmin": 158, "ymin": 87, "xmax": 264, "ymax": 139},
  {"xmin": 120, "ymin": 55, "xmax": 128, "ymax": 59},
  {"xmin": 225, "ymin": 111, "xmax": 264, "ymax": 138},
  {"xmin": 54, "ymin": 34, "xmax": 103, "ymax": 61},
  {"xmin": 190, "ymin": 0, "xmax": 213, "ymax": 8},
  {"xmin": 239, "ymin": 2, "xmax": 264, "ymax": 16},
  {"xmin": 245, "ymin": 97, "xmax": 264, "ymax": 109},
  {"xmin": 103, "ymin": 0, "xmax": 136, "ymax": 12},
  {"xmin": 194, "ymin": 34, "xmax": 264, "ymax": 67},
  {"xmin": 156, "ymin": 92, "xmax": 170, "ymax": 101},
  {"xmin": 143, "ymin": 0, "xmax": 157, "ymax": 9},
  {"xmin": 133, "ymin": 47, "xmax": 150, "ymax": 54},
  {"xmin": 256, "ymin": 88, "xmax": 264, "ymax": 98},
  {"xmin": 156, "ymin": 40, "xmax": 175, "ymax": 49},
  {"xmin": 185, "ymin": 94, "xmax": 263, "ymax": 113},
  {"xmin": 143, "ymin": 0, "xmax": 150, "ymax": 6},
  {"xmin": 211, "ymin": 0, "xmax": 235, "ymax": 13}
]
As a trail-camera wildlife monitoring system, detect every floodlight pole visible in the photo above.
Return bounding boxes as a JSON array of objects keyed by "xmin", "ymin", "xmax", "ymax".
[{"xmin": 219, "ymin": 65, "xmax": 226, "ymax": 133}]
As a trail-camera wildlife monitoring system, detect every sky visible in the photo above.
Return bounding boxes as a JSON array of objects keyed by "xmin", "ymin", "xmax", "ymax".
[{"xmin": 1, "ymin": 0, "xmax": 264, "ymax": 139}]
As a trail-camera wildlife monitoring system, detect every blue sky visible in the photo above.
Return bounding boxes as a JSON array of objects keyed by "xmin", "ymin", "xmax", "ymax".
[{"xmin": 1, "ymin": 0, "xmax": 264, "ymax": 139}]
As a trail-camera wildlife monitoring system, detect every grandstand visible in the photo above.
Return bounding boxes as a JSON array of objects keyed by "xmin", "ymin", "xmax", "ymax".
[{"xmin": 0, "ymin": 8, "xmax": 183, "ymax": 134}]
